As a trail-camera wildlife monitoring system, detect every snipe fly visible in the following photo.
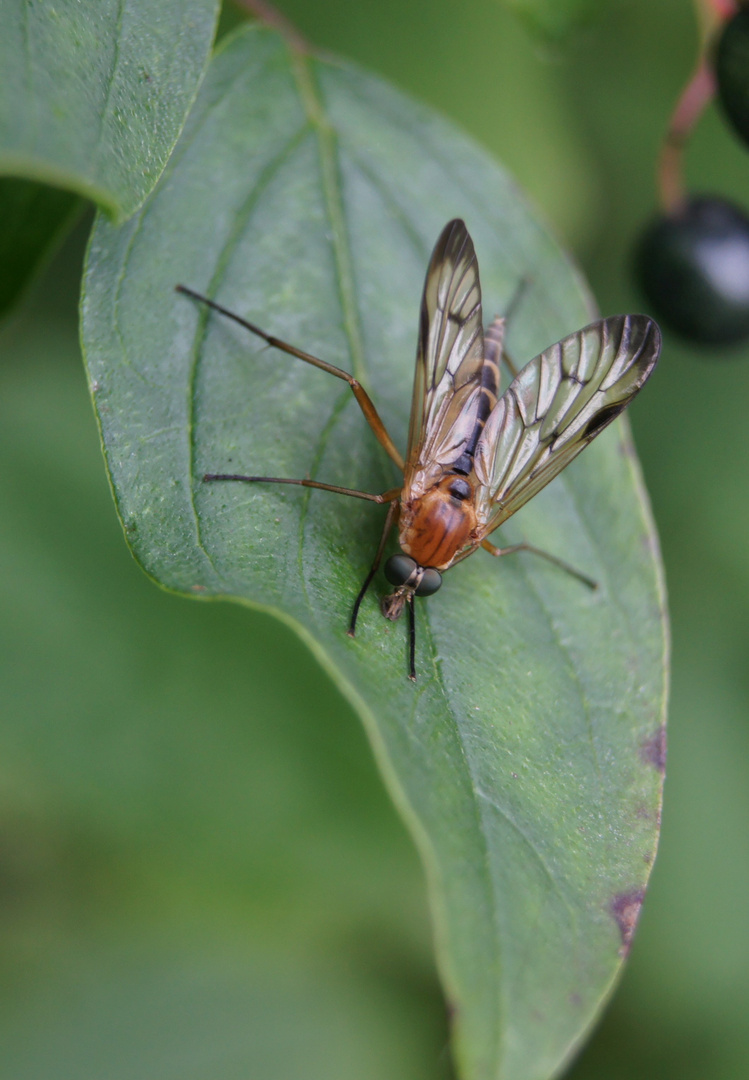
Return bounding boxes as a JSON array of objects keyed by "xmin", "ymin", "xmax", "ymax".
[{"xmin": 178, "ymin": 220, "xmax": 660, "ymax": 679}]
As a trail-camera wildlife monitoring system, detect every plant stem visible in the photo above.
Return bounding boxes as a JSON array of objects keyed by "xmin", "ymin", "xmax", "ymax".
[
  {"xmin": 232, "ymin": 0, "xmax": 311, "ymax": 53},
  {"xmin": 658, "ymin": 59, "xmax": 716, "ymax": 214},
  {"xmin": 693, "ymin": 0, "xmax": 738, "ymax": 39},
  {"xmin": 659, "ymin": 0, "xmax": 740, "ymax": 213}
]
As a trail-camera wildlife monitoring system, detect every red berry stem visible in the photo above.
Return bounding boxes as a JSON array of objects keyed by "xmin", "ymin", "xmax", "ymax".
[
  {"xmin": 231, "ymin": 0, "xmax": 311, "ymax": 52},
  {"xmin": 657, "ymin": 0, "xmax": 740, "ymax": 215},
  {"xmin": 707, "ymin": 0, "xmax": 739, "ymax": 20},
  {"xmin": 658, "ymin": 60, "xmax": 716, "ymax": 215}
]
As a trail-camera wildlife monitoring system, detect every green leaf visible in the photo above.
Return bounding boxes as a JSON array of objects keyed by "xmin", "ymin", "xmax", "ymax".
[
  {"xmin": 81, "ymin": 25, "xmax": 668, "ymax": 1080},
  {"xmin": 0, "ymin": 279, "xmax": 443, "ymax": 1080},
  {"xmin": 0, "ymin": 178, "xmax": 81, "ymax": 317},
  {"xmin": 0, "ymin": 0, "xmax": 220, "ymax": 223},
  {"xmin": 499, "ymin": 0, "xmax": 610, "ymax": 40},
  {"xmin": 1, "ymin": 947, "xmax": 443, "ymax": 1080}
]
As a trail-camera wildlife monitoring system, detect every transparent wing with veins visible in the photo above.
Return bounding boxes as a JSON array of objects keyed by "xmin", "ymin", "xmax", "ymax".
[
  {"xmin": 473, "ymin": 314, "xmax": 661, "ymax": 536},
  {"xmin": 403, "ymin": 219, "xmax": 489, "ymax": 498}
]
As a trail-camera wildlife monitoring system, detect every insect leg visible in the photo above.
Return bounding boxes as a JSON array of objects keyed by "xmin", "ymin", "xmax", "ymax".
[
  {"xmin": 348, "ymin": 500, "xmax": 398, "ymax": 636},
  {"xmin": 502, "ymin": 275, "xmax": 532, "ymax": 326},
  {"xmin": 481, "ymin": 538, "xmax": 598, "ymax": 590},
  {"xmin": 203, "ymin": 473, "xmax": 401, "ymax": 504},
  {"xmin": 486, "ymin": 273, "xmax": 531, "ymax": 382},
  {"xmin": 177, "ymin": 286, "xmax": 404, "ymax": 469},
  {"xmin": 501, "ymin": 351, "xmax": 519, "ymax": 379},
  {"xmin": 407, "ymin": 594, "xmax": 417, "ymax": 682}
]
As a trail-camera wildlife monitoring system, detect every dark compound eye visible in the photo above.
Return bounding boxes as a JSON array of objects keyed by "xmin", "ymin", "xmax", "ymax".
[
  {"xmin": 384, "ymin": 554, "xmax": 418, "ymax": 587},
  {"xmin": 415, "ymin": 568, "xmax": 442, "ymax": 596}
]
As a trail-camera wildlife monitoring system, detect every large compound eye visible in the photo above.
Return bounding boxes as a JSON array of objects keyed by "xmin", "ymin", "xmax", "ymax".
[
  {"xmin": 384, "ymin": 554, "xmax": 418, "ymax": 587},
  {"xmin": 415, "ymin": 568, "xmax": 442, "ymax": 596}
]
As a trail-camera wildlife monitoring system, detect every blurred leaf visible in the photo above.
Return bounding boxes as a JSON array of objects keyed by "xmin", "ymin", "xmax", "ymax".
[
  {"xmin": 0, "ymin": 178, "xmax": 81, "ymax": 318},
  {"xmin": 81, "ymin": 25, "xmax": 668, "ymax": 1080},
  {"xmin": 0, "ymin": 272, "xmax": 444, "ymax": 1080},
  {"xmin": 0, "ymin": 945, "xmax": 445, "ymax": 1080},
  {"xmin": 499, "ymin": 0, "xmax": 609, "ymax": 39},
  {"xmin": 0, "ymin": 0, "xmax": 220, "ymax": 223}
]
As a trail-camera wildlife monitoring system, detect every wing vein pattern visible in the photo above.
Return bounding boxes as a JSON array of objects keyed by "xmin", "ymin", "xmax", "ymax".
[
  {"xmin": 404, "ymin": 220, "xmax": 494, "ymax": 497},
  {"xmin": 473, "ymin": 314, "xmax": 661, "ymax": 535}
]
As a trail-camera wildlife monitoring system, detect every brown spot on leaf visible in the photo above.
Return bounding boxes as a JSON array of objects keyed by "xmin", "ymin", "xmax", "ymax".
[
  {"xmin": 611, "ymin": 889, "xmax": 645, "ymax": 956},
  {"xmin": 641, "ymin": 725, "xmax": 667, "ymax": 773}
]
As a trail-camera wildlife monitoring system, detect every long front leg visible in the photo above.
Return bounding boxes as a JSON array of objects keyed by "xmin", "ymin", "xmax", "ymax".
[
  {"xmin": 204, "ymin": 473, "xmax": 401, "ymax": 505},
  {"xmin": 481, "ymin": 538, "xmax": 597, "ymax": 590},
  {"xmin": 177, "ymin": 286, "xmax": 404, "ymax": 469}
]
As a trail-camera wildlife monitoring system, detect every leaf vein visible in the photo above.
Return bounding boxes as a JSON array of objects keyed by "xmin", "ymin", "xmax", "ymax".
[
  {"xmin": 419, "ymin": 608, "xmax": 506, "ymax": 1074},
  {"xmin": 184, "ymin": 124, "xmax": 314, "ymax": 577},
  {"xmin": 292, "ymin": 56, "xmax": 367, "ymax": 383},
  {"xmin": 295, "ymin": 386, "xmax": 352, "ymax": 608},
  {"xmin": 492, "ymin": 533, "xmax": 605, "ymax": 790},
  {"xmin": 474, "ymin": 785, "xmax": 577, "ymax": 919},
  {"xmin": 92, "ymin": 0, "xmax": 125, "ymax": 165}
]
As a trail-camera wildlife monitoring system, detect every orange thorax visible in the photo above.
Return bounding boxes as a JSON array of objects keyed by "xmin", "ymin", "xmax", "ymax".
[{"xmin": 399, "ymin": 476, "xmax": 477, "ymax": 571}]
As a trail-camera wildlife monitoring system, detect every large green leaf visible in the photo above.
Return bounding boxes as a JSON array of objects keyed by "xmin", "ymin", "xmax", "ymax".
[
  {"xmin": 0, "ymin": 0, "xmax": 219, "ymax": 222},
  {"xmin": 0, "ymin": 947, "xmax": 443, "ymax": 1080},
  {"xmin": 0, "ymin": 272, "xmax": 444, "ymax": 1080},
  {"xmin": 81, "ymin": 25, "xmax": 668, "ymax": 1080}
]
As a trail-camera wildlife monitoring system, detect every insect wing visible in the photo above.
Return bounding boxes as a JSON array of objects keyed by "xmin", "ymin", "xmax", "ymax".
[
  {"xmin": 473, "ymin": 314, "xmax": 661, "ymax": 533},
  {"xmin": 404, "ymin": 219, "xmax": 487, "ymax": 496}
]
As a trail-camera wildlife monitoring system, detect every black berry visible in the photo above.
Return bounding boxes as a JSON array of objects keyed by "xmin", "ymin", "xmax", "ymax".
[
  {"xmin": 635, "ymin": 196, "xmax": 749, "ymax": 346},
  {"xmin": 715, "ymin": 8, "xmax": 749, "ymax": 149}
]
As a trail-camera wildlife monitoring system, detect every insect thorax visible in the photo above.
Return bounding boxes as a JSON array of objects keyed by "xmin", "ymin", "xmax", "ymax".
[{"xmin": 399, "ymin": 476, "xmax": 477, "ymax": 571}]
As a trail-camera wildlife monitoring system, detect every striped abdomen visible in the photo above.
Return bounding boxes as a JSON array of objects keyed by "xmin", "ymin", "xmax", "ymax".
[{"xmin": 450, "ymin": 332, "xmax": 501, "ymax": 475}]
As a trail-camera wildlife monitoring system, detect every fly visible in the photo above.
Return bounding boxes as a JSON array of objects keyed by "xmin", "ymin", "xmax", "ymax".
[{"xmin": 178, "ymin": 219, "xmax": 661, "ymax": 680}]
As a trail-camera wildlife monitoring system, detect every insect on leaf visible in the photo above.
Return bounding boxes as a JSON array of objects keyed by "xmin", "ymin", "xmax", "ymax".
[{"xmin": 82, "ymin": 26, "xmax": 668, "ymax": 1080}]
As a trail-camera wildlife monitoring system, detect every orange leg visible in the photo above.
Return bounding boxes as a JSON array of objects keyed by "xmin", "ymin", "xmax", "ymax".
[
  {"xmin": 481, "ymin": 538, "xmax": 597, "ymax": 590},
  {"xmin": 204, "ymin": 474, "xmax": 401, "ymax": 505},
  {"xmin": 177, "ymin": 286, "xmax": 404, "ymax": 469}
]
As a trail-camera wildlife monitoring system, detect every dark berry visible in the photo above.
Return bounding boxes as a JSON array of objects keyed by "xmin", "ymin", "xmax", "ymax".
[
  {"xmin": 715, "ymin": 8, "xmax": 749, "ymax": 149},
  {"xmin": 635, "ymin": 196, "xmax": 749, "ymax": 347}
]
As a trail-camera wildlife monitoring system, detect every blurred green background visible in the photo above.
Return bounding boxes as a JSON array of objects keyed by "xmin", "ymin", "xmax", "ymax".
[{"xmin": 2, "ymin": 0, "xmax": 748, "ymax": 1076}]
